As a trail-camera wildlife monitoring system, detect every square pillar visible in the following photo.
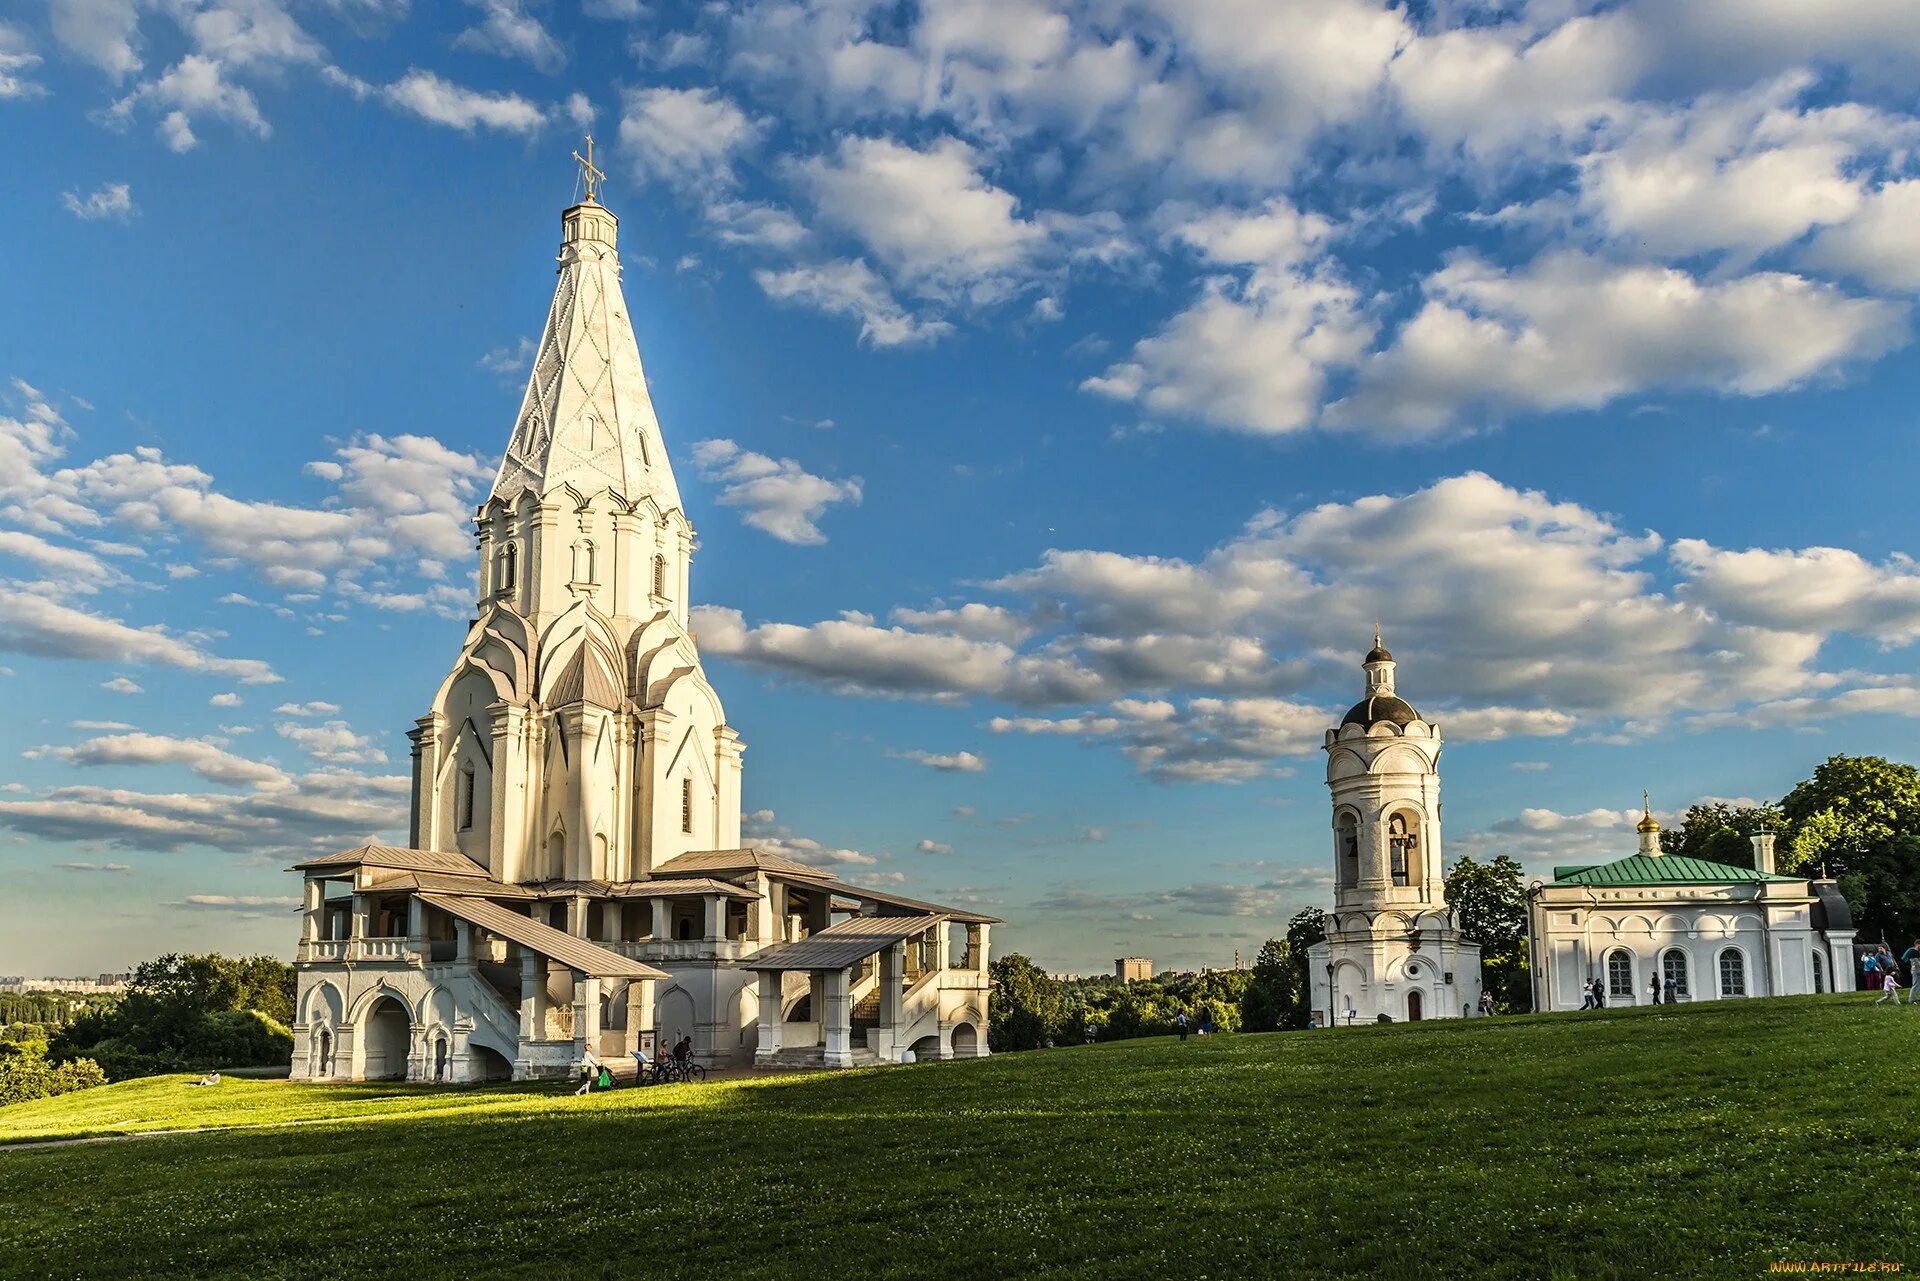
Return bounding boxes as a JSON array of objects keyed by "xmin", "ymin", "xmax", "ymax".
[
  {"xmin": 567, "ymin": 896, "xmax": 588, "ymax": 939},
  {"xmin": 702, "ymin": 895, "xmax": 723, "ymax": 943},
  {"xmin": 650, "ymin": 897, "xmax": 669, "ymax": 940},
  {"xmin": 407, "ymin": 895, "xmax": 425, "ymax": 942},
  {"xmin": 602, "ymin": 901, "xmax": 624, "ymax": 944},
  {"xmin": 573, "ymin": 973, "xmax": 601, "ymax": 1062},
  {"xmin": 519, "ymin": 952, "xmax": 543, "ymax": 1042},
  {"xmin": 754, "ymin": 971, "xmax": 784, "ymax": 1065},
  {"xmin": 627, "ymin": 978, "xmax": 656, "ymax": 1056},
  {"xmin": 350, "ymin": 894, "xmax": 370, "ymax": 940},
  {"xmin": 882, "ymin": 943, "xmax": 904, "ymax": 1021},
  {"xmin": 822, "ymin": 968, "xmax": 852, "ymax": 1068},
  {"xmin": 455, "ymin": 920, "xmax": 472, "ymax": 962},
  {"xmin": 301, "ymin": 878, "xmax": 324, "ymax": 944}
]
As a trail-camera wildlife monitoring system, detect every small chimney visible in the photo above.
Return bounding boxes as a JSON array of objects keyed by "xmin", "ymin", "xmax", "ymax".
[{"xmin": 1752, "ymin": 832, "xmax": 1777, "ymax": 875}]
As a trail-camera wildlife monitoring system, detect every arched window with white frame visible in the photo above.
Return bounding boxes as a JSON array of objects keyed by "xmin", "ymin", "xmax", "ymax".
[
  {"xmin": 653, "ymin": 553, "xmax": 668, "ymax": 600},
  {"xmin": 1812, "ymin": 950, "xmax": 1826, "ymax": 993},
  {"xmin": 1607, "ymin": 949, "xmax": 1634, "ymax": 1000},
  {"xmin": 1662, "ymin": 949, "xmax": 1689, "ymax": 999},
  {"xmin": 1719, "ymin": 948, "xmax": 1747, "ymax": 997}
]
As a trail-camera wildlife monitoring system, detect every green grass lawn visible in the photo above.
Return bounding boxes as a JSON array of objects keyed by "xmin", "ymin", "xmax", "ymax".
[{"xmin": 3, "ymin": 996, "xmax": 1917, "ymax": 1279}]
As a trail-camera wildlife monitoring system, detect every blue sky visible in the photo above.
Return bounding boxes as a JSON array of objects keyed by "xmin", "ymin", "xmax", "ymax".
[{"xmin": 2, "ymin": 0, "xmax": 1918, "ymax": 977}]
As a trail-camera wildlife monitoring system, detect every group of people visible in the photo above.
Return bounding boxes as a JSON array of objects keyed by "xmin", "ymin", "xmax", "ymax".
[
  {"xmin": 1173, "ymin": 1011, "xmax": 1216, "ymax": 1041},
  {"xmin": 1868, "ymin": 942, "xmax": 1920, "ymax": 1005},
  {"xmin": 1578, "ymin": 974, "xmax": 1684, "ymax": 1010},
  {"xmin": 574, "ymin": 1034, "xmax": 700, "ymax": 1094}
]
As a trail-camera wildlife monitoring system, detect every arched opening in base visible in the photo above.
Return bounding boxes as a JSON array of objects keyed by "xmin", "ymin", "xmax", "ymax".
[
  {"xmin": 472, "ymin": 1046, "xmax": 513, "ymax": 1082},
  {"xmin": 908, "ymin": 1034, "xmax": 940, "ymax": 1062},
  {"xmin": 951, "ymin": 1023, "xmax": 979, "ymax": 1056},
  {"xmin": 361, "ymin": 996, "xmax": 412, "ymax": 1081},
  {"xmin": 1406, "ymin": 991, "xmax": 1424, "ymax": 1022}
]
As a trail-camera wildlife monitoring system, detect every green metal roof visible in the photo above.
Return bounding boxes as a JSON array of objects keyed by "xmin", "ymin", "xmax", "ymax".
[{"xmin": 1548, "ymin": 854, "xmax": 1798, "ymax": 887}]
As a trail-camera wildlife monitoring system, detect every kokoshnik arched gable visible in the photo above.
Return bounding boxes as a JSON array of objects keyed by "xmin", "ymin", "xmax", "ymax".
[{"xmin": 286, "ymin": 165, "xmax": 996, "ymax": 1084}]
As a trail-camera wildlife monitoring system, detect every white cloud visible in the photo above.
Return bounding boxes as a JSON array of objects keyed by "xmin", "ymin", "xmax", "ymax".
[
  {"xmin": 1806, "ymin": 180, "xmax": 1920, "ymax": 292},
  {"xmin": 277, "ymin": 719, "xmax": 385, "ymax": 765},
  {"xmin": 618, "ymin": 86, "xmax": 763, "ymax": 194},
  {"xmin": 454, "ymin": 0, "xmax": 564, "ymax": 73},
  {"xmin": 480, "ymin": 336, "xmax": 536, "ymax": 378},
  {"xmin": 209, "ymin": 692, "xmax": 243, "ymax": 708},
  {"xmin": 107, "ymin": 54, "xmax": 273, "ymax": 152},
  {"xmin": 916, "ymin": 838, "xmax": 954, "ymax": 855},
  {"xmin": 52, "ymin": 731, "xmax": 288, "ymax": 788},
  {"xmin": 273, "ymin": 700, "xmax": 341, "ymax": 717},
  {"xmin": 99, "ymin": 676, "xmax": 143, "ymax": 693},
  {"xmin": 892, "ymin": 749, "xmax": 987, "ymax": 773},
  {"xmin": 62, "ymin": 182, "xmax": 138, "ymax": 223},
  {"xmin": 0, "ymin": 589, "xmax": 278, "ymax": 683},
  {"xmin": 690, "ymin": 438, "xmax": 861, "ymax": 545},
  {"xmin": 58, "ymin": 861, "xmax": 133, "ymax": 874},
  {"xmin": 0, "ymin": 769, "xmax": 407, "ymax": 855},
  {"xmin": 796, "ymin": 134, "xmax": 1047, "ymax": 305},
  {"xmin": 1671, "ymin": 540, "xmax": 1920, "ymax": 645},
  {"xmin": 0, "ymin": 23, "xmax": 46, "ymax": 99},
  {"xmin": 754, "ymin": 259, "xmax": 953, "ymax": 348},
  {"xmin": 181, "ymin": 894, "xmax": 300, "ymax": 911},
  {"xmin": 50, "ymin": 0, "xmax": 142, "ymax": 80},
  {"xmin": 1328, "ymin": 252, "xmax": 1906, "ymax": 438},
  {"xmin": 739, "ymin": 808, "xmax": 878, "ymax": 867},
  {"xmin": 377, "ymin": 68, "xmax": 548, "ymax": 134}
]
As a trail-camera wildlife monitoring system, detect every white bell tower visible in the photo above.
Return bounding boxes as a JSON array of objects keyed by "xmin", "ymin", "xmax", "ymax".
[{"xmin": 1307, "ymin": 631, "xmax": 1480, "ymax": 1025}]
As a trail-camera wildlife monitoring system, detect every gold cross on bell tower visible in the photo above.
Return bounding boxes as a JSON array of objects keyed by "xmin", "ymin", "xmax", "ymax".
[{"xmin": 572, "ymin": 134, "xmax": 605, "ymax": 204}]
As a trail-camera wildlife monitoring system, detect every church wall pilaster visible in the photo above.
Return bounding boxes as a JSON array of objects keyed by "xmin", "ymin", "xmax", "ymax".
[{"xmin": 489, "ymin": 702, "xmax": 530, "ymax": 882}]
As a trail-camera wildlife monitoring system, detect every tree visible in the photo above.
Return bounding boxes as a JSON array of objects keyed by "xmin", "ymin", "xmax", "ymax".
[
  {"xmin": 1284, "ymin": 908, "xmax": 1326, "ymax": 1027},
  {"xmin": 49, "ymin": 953, "xmax": 295, "ymax": 1080},
  {"xmin": 1781, "ymin": 755, "xmax": 1920, "ymax": 943},
  {"xmin": 1239, "ymin": 938, "xmax": 1298, "ymax": 1033},
  {"xmin": 987, "ymin": 954, "xmax": 1065, "ymax": 1052},
  {"xmin": 1659, "ymin": 802, "xmax": 1786, "ymax": 868},
  {"xmin": 1444, "ymin": 855, "xmax": 1530, "ymax": 1012}
]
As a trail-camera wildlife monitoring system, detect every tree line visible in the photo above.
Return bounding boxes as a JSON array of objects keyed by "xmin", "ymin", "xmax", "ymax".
[{"xmin": 0, "ymin": 953, "xmax": 295, "ymax": 1107}]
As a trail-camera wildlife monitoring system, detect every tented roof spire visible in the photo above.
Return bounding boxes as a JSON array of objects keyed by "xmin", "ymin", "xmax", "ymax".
[{"xmin": 487, "ymin": 162, "xmax": 681, "ymax": 514}]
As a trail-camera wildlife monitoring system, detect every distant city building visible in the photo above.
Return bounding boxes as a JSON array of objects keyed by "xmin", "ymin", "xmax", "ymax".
[
  {"xmin": 289, "ymin": 173, "xmax": 995, "ymax": 1085},
  {"xmin": 1528, "ymin": 808, "xmax": 1856, "ymax": 1010},
  {"xmin": 1308, "ymin": 634, "xmax": 1482, "ymax": 1025},
  {"xmin": 1115, "ymin": 957, "xmax": 1153, "ymax": 982},
  {"xmin": 0, "ymin": 977, "xmax": 126, "ymax": 994}
]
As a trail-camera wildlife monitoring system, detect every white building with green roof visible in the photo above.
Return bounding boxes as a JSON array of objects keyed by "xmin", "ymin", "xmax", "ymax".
[{"xmin": 1526, "ymin": 803, "xmax": 1856, "ymax": 1012}]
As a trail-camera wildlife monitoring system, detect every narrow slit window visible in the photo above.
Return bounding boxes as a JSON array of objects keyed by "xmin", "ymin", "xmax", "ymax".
[
  {"xmin": 681, "ymin": 777, "xmax": 693, "ymax": 835},
  {"xmin": 458, "ymin": 765, "xmax": 476, "ymax": 830},
  {"xmin": 653, "ymin": 553, "xmax": 668, "ymax": 599}
]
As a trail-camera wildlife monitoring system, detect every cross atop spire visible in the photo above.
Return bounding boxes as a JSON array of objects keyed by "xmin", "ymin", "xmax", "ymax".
[{"xmin": 572, "ymin": 134, "xmax": 605, "ymax": 204}]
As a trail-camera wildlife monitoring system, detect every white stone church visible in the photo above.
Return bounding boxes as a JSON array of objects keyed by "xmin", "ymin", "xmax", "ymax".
[
  {"xmin": 1308, "ymin": 636, "xmax": 1483, "ymax": 1025},
  {"xmin": 1527, "ymin": 805, "xmax": 1857, "ymax": 1010},
  {"xmin": 289, "ymin": 177, "xmax": 994, "ymax": 1083}
]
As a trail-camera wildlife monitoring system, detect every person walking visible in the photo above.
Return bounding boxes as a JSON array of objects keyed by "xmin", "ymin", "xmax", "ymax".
[
  {"xmin": 1648, "ymin": 972, "xmax": 1662, "ymax": 1006},
  {"xmin": 1663, "ymin": 972, "xmax": 1678, "ymax": 1004},
  {"xmin": 1591, "ymin": 978, "xmax": 1607, "ymax": 1009},
  {"xmin": 1877, "ymin": 968, "xmax": 1902, "ymax": 1005},
  {"xmin": 1903, "ymin": 940, "xmax": 1920, "ymax": 1005},
  {"xmin": 1478, "ymin": 989, "xmax": 1495, "ymax": 1016},
  {"xmin": 1176, "ymin": 1011, "xmax": 1190, "ymax": 1042},
  {"xmin": 1579, "ymin": 980, "xmax": 1594, "ymax": 1011}
]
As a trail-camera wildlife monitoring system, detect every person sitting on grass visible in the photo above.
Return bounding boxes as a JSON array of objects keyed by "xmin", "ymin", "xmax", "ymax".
[
  {"xmin": 1876, "ymin": 969, "xmax": 1901, "ymax": 1006},
  {"xmin": 192, "ymin": 1071, "xmax": 221, "ymax": 1087}
]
